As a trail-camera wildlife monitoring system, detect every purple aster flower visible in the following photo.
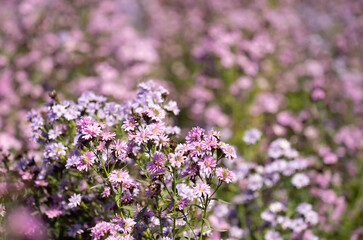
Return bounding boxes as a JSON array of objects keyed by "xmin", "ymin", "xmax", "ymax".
[
  {"xmin": 63, "ymin": 100, "xmax": 81, "ymax": 120},
  {"xmin": 146, "ymin": 122, "xmax": 166, "ymax": 139},
  {"xmin": 44, "ymin": 142, "xmax": 67, "ymax": 160},
  {"xmin": 186, "ymin": 127, "xmax": 205, "ymax": 143},
  {"xmin": 165, "ymin": 126, "xmax": 181, "ymax": 135},
  {"xmin": 243, "ymin": 128, "xmax": 262, "ymax": 145},
  {"xmin": 133, "ymin": 126, "xmax": 151, "ymax": 145},
  {"xmin": 146, "ymin": 104, "xmax": 166, "ymax": 121},
  {"xmin": 177, "ymin": 184, "xmax": 194, "ymax": 201},
  {"xmin": 201, "ymin": 134, "xmax": 218, "ymax": 151},
  {"xmin": 168, "ymin": 152, "xmax": 186, "ymax": 168},
  {"xmin": 91, "ymin": 221, "xmax": 116, "ymax": 240},
  {"xmin": 122, "ymin": 118, "xmax": 138, "ymax": 132},
  {"xmin": 67, "ymin": 224, "xmax": 84, "ymax": 237},
  {"xmin": 102, "ymin": 132, "xmax": 116, "ymax": 141},
  {"xmin": 66, "ymin": 155, "xmax": 80, "ymax": 169},
  {"xmin": 198, "ymin": 155, "xmax": 216, "ymax": 177},
  {"xmin": 45, "ymin": 207, "xmax": 62, "ymax": 218},
  {"xmin": 77, "ymin": 117, "xmax": 104, "ymax": 140},
  {"xmin": 0, "ymin": 204, "xmax": 5, "ymax": 217},
  {"xmin": 108, "ymin": 170, "xmax": 135, "ymax": 189},
  {"xmin": 265, "ymin": 230, "xmax": 282, "ymax": 240},
  {"xmin": 215, "ymin": 167, "xmax": 234, "ymax": 183},
  {"xmin": 26, "ymin": 109, "xmax": 44, "ymax": 130},
  {"xmin": 97, "ymin": 141, "xmax": 106, "ymax": 151},
  {"xmin": 164, "ymin": 100, "xmax": 180, "ymax": 115},
  {"xmin": 48, "ymin": 125, "xmax": 64, "ymax": 140},
  {"xmin": 51, "ymin": 104, "xmax": 66, "ymax": 120},
  {"xmin": 110, "ymin": 140, "xmax": 128, "ymax": 159},
  {"xmin": 77, "ymin": 151, "xmax": 96, "ymax": 172},
  {"xmin": 120, "ymin": 218, "xmax": 136, "ymax": 234},
  {"xmin": 247, "ymin": 173, "xmax": 263, "ymax": 191},
  {"xmin": 290, "ymin": 218, "xmax": 308, "ymax": 233},
  {"xmin": 219, "ymin": 142, "xmax": 237, "ymax": 160},
  {"xmin": 269, "ymin": 202, "xmax": 287, "ymax": 213}
]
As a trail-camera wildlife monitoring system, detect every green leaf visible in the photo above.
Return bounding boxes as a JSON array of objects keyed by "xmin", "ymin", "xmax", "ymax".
[
  {"xmin": 136, "ymin": 179, "xmax": 149, "ymax": 185},
  {"xmin": 202, "ymin": 218, "xmax": 211, "ymax": 228},
  {"xmin": 204, "ymin": 227, "xmax": 227, "ymax": 232},
  {"xmin": 135, "ymin": 206, "xmax": 147, "ymax": 223},
  {"xmin": 211, "ymin": 198, "xmax": 230, "ymax": 205},
  {"xmin": 191, "ymin": 204, "xmax": 205, "ymax": 210},
  {"xmin": 121, "ymin": 206, "xmax": 135, "ymax": 211},
  {"xmin": 90, "ymin": 184, "xmax": 104, "ymax": 190},
  {"xmin": 176, "ymin": 174, "xmax": 191, "ymax": 183}
]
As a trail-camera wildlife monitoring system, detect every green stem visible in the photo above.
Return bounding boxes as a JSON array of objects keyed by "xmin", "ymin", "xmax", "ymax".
[
  {"xmin": 172, "ymin": 168, "xmax": 177, "ymax": 240},
  {"xmin": 199, "ymin": 195, "xmax": 209, "ymax": 240}
]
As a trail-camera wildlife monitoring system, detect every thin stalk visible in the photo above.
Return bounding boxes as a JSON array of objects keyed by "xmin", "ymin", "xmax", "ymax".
[
  {"xmin": 199, "ymin": 195, "xmax": 209, "ymax": 240},
  {"xmin": 172, "ymin": 167, "xmax": 177, "ymax": 239}
]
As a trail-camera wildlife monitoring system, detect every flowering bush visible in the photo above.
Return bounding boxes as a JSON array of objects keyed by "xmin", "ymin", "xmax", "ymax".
[{"xmin": 2, "ymin": 81, "xmax": 241, "ymax": 239}]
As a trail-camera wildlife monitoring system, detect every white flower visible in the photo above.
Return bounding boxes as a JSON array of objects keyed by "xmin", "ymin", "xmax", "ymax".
[
  {"xmin": 68, "ymin": 194, "xmax": 82, "ymax": 208},
  {"xmin": 291, "ymin": 173, "xmax": 310, "ymax": 188},
  {"xmin": 243, "ymin": 128, "xmax": 262, "ymax": 145}
]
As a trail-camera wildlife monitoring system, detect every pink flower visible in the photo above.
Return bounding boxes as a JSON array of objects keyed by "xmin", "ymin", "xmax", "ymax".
[
  {"xmin": 215, "ymin": 167, "xmax": 234, "ymax": 183},
  {"xmin": 110, "ymin": 140, "xmax": 128, "ymax": 159},
  {"xmin": 219, "ymin": 143, "xmax": 237, "ymax": 160},
  {"xmin": 193, "ymin": 181, "xmax": 211, "ymax": 198},
  {"xmin": 77, "ymin": 151, "xmax": 96, "ymax": 172},
  {"xmin": 169, "ymin": 152, "xmax": 186, "ymax": 168},
  {"xmin": 198, "ymin": 155, "xmax": 216, "ymax": 176},
  {"xmin": 108, "ymin": 170, "xmax": 135, "ymax": 189},
  {"xmin": 102, "ymin": 131, "xmax": 116, "ymax": 141}
]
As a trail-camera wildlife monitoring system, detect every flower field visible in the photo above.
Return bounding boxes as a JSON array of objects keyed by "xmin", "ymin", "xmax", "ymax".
[{"xmin": 0, "ymin": 0, "xmax": 363, "ymax": 239}]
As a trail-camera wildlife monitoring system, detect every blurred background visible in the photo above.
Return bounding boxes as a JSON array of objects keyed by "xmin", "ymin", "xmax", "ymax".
[{"xmin": 0, "ymin": 0, "xmax": 363, "ymax": 239}]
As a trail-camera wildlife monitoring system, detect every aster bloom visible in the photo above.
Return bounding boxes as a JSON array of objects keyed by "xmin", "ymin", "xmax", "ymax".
[
  {"xmin": 219, "ymin": 142, "xmax": 237, "ymax": 160},
  {"xmin": 102, "ymin": 187, "xmax": 111, "ymax": 198},
  {"xmin": 265, "ymin": 230, "xmax": 283, "ymax": 240},
  {"xmin": 48, "ymin": 125, "xmax": 64, "ymax": 140},
  {"xmin": 168, "ymin": 152, "xmax": 186, "ymax": 168},
  {"xmin": 202, "ymin": 134, "xmax": 218, "ymax": 151},
  {"xmin": 164, "ymin": 100, "xmax": 180, "ymax": 115},
  {"xmin": 193, "ymin": 181, "xmax": 211, "ymax": 198},
  {"xmin": 68, "ymin": 193, "xmax": 82, "ymax": 208},
  {"xmin": 91, "ymin": 221, "xmax": 116, "ymax": 240},
  {"xmin": 122, "ymin": 118, "xmax": 138, "ymax": 132},
  {"xmin": 108, "ymin": 169, "xmax": 135, "ymax": 189},
  {"xmin": 77, "ymin": 117, "xmax": 105, "ymax": 140},
  {"xmin": 133, "ymin": 126, "xmax": 151, "ymax": 145},
  {"xmin": 66, "ymin": 155, "xmax": 80, "ymax": 169},
  {"xmin": 186, "ymin": 127, "xmax": 205, "ymax": 143},
  {"xmin": 120, "ymin": 218, "xmax": 136, "ymax": 234},
  {"xmin": 97, "ymin": 141, "xmax": 106, "ymax": 151},
  {"xmin": 45, "ymin": 207, "xmax": 63, "ymax": 219},
  {"xmin": 44, "ymin": 142, "xmax": 67, "ymax": 160},
  {"xmin": 77, "ymin": 151, "xmax": 96, "ymax": 172},
  {"xmin": 102, "ymin": 131, "xmax": 116, "ymax": 141},
  {"xmin": 247, "ymin": 173, "xmax": 264, "ymax": 191},
  {"xmin": 0, "ymin": 204, "xmax": 5, "ymax": 217},
  {"xmin": 198, "ymin": 155, "xmax": 216, "ymax": 176},
  {"xmin": 146, "ymin": 104, "xmax": 166, "ymax": 121},
  {"xmin": 291, "ymin": 173, "xmax": 310, "ymax": 188},
  {"xmin": 68, "ymin": 224, "xmax": 84, "ymax": 237},
  {"xmin": 215, "ymin": 167, "xmax": 234, "ymax": 183},
  {"xmin": 243, "ymin": 128, "xmax": 262, "ymax": 145},
  {"xmin": 110, "ymin": 140, "xmax": 128, "ymax": 159},
  {"xmin": 146, "ymin": 122, "xmax": 166, "ymax": 139}
]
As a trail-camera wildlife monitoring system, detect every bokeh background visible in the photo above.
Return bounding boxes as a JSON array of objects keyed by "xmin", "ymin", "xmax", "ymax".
[{"xmin": 1, "ymin": 0, "xmax": 363, "ymax": 239}]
